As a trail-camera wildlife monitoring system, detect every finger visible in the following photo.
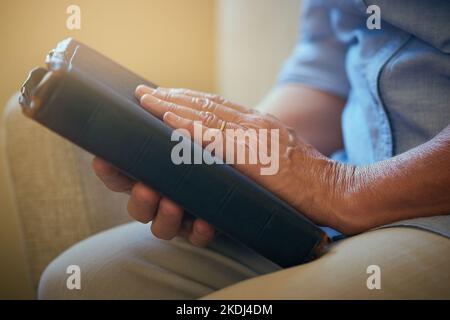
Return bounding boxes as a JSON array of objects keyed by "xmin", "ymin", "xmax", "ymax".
[
  {"xmin": 165, "ymin": 111, "xmax": 263, "ymax": 167},
  {"xmin": 150, "ymin": 197, "xmax": 184, "ymax": 240},
  {"xmin": 136, "ymin": 85, "xmax": 252, "ymax": 114},
  {"xmin": 165, "ymin": 111, "xmax": 242, "ymax": 163},
  {"xmin": 188, "ymin": 219, "xmax": 215, "ymax": 247},
  {"xmin": 92, "ymin": 157, "xmax": 135, "ymax": 192},
  {"xmin": 141, "ymin": 92, "xmax": 243, "ymax": 132},
  {"xmin": 127, "ymin": 182, "xmax": 160, "ymax": 223},
  {"xmin": 163, "ymin": 111, "xmax": 232, "ymax": 147},
  {"xmin": 164, "ymin": 87, "xmax": 252, "ymax": 114},
  {"xmin": 137, "ymin": 86, "xmax": 242, "ymax": 122},
  {"xmin": 139, "ymin": 92, "xmax": 198, "ymax": 120}
]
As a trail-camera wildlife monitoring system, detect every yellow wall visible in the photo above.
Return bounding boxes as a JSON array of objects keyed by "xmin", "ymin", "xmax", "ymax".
[
  {"xmin": 0, "ymin": 0, "xmax": 215, "ymax": 299},
  {"xmin": 216, "ymin": 0, "xmax": 300, "ymax": 107},
  {"xmin": 0, "ymin": 0, "xmax": 216, "ymax": 113}
]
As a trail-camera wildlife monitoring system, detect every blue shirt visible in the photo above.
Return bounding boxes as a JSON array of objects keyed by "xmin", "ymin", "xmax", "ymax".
[{"xmin": 278, "ymin": 0, "xmax": 450, "ymax": 238}]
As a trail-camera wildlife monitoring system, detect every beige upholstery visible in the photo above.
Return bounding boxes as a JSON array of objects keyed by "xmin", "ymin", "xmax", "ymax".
[{"xmin": 1, "ymin": 95, "xmax": 130, "ymax": 294}]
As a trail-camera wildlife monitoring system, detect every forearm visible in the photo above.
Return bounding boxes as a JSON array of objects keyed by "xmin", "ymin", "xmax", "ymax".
[
  {"xmin": 258, "ymin": 84, "xmax": 346, "ymax": 156},
  {"xmin": 337, "ymin": 125, "xmax": 450, "ymax": 234},
  {"xmin": 259, "ymin": 85, "xmax": 450, "ymax": 235}
]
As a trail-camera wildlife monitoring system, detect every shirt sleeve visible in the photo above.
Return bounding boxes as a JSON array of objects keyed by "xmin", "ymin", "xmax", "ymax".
[{"xmin": 277, "ymin": 0, "xmax": 351, "ymax": 98}]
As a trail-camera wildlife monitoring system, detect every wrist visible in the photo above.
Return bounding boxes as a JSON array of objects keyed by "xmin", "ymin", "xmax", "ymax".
[
  {"xmin": 330, "ymin": 164, "xmax": 382, "ymax": 235},
  {"xmin": 317, "ymin": 160, "xmax": 363, "ymax": 234},
  {"xmin": 290, "ymin": 146, "xmax": 356, "ymax": 231},
  {"xmin": 292, "ymin": 147, "xmax": 378, "ymax": 235}
]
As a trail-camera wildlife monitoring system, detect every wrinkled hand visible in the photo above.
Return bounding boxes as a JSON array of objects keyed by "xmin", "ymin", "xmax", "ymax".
[{"xmin": 93, "ymin": 86, "xmax": 350, "ymax": 247}]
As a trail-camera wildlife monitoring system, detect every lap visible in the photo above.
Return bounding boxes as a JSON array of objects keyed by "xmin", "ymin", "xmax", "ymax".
[
  {"xmin": 38, "ymin": 222, "xmax": 279, "ymax": 299},
  {"xmin": 39, "ymin": 222, "xmax": 450, "ymax": 299},
  {"xmin": 203, "ymin": 227, "xmax": 450, "ymax": 299}
]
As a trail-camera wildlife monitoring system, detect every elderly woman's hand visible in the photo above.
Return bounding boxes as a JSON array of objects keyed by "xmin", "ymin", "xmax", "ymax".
[
  {"xmin": 93, "ymin": 85, "xmax": 360, "ymax": 247},
  {"xmin": 131, "ymin": 86, "xmax": 355, "ymax": 235}
]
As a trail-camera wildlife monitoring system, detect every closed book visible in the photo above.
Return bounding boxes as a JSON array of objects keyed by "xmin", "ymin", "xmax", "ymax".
[{"xmin": 19, "ymin": 38, "xmax": 328, "ymax": 267}]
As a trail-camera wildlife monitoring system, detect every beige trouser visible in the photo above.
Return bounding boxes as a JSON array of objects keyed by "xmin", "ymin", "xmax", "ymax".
[{"xmin": 38, "ymin": 222, "xmax": 450, "ymax": 299}]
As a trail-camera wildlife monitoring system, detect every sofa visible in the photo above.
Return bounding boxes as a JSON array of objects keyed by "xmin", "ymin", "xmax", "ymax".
[{"xmin": 0, "ymin": 94, "xmax": 131, "ymax": 298}]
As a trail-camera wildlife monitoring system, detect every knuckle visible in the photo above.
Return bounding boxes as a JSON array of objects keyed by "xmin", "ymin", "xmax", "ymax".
[
  {"xmin": 207, "ymin": 93, "xmax": 222, "ymax": 103},
  {"xmin": 173, "ymin": 88, "xmax": 189, "ymax": 95},
  {"xmin": 167, "ymin": 102, "xmax": 178, "ymax": 112},
  {"xmin": 199, "ymin": 111, "xmax": 216, "ymax": 126},
  {"xmin": 155, "ymin": 88, "xmax": 168, "ymax": 99},
  {"xmin": 193, "ymin": 97, "xmax": 211, "ymax": 110},
  {"xmin": 166, "ymin": 90, "xmax": 178, "ymax": 100},
  {"xmin": 202, "ymin": 99, "xmax": 217, "ymax": 112}
]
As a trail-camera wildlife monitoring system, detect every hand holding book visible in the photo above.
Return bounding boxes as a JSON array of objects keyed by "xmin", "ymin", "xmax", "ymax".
[
  {"xmin": 93, "ymin": 84, "xmax": 352, "ymax": 247},
  {"xmin": 20, "ymin": 38, "xmax": 330, "ymax": 267}
]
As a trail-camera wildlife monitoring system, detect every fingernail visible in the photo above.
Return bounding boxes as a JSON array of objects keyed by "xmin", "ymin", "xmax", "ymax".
[
  {"xmin": 163, "ymin": 111, "xmax": 179, "ymax": 122},
  {"xmin": 135, "ymin": 85, "xmax": 155, "ymax": 99}
]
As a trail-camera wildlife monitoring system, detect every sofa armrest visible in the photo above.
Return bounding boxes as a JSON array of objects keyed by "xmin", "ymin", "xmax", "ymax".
[{"xmin": 1, "ymin": 93, "xmax": 130, "ymax": 293}]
